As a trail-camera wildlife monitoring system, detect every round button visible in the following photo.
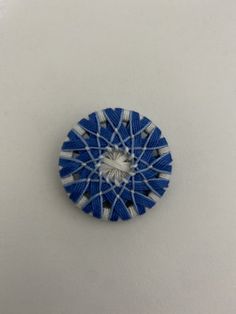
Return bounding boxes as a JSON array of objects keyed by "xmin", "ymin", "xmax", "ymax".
[{"xmin": 59, "ymin": 108, "xmax": 173, "ymax": 221}]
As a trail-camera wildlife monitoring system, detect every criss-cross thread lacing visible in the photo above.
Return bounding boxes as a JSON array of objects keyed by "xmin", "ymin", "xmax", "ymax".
[{"xmin": 59, "ymin": 108, "xmax": 173, "ymax": 221}]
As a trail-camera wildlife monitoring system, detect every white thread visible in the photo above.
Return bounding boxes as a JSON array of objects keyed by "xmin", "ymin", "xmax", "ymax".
[
  {"xmin": 99, "ymin": 148, "xmax": 133, "ymax": 185},
  {"xmin": 97, "ymin": 110, "xmax": 106, "ymax": 122},
  {"xmin": 123, "ymin": 110, "xmax": 130, "ymax": 122},
  {"xmin": 159, "ymin": 146, "xmax": 170, "ymax": 155},
  {"xmin": 60, "ymin": 151, "xmax": 73, "ymax": 158},
  {"xmin": 145, "ymin": 122, "xmax": 155, "ymax": 134},
  {"xmin": 159, "ymin": 173, "xmax": 171, "ymax": 180},
  {"xmin": 61, "ymin": 175, "xmax": 74, "ymax": 185},
  {"xmin": 129, "ymin": 205, "xmax": 138, "ymax": 218},
  {"xmin": 76, "ymin": 195, "xmax": 88, "ymax": 208},
  {"xmin": 102, "ymin": 207, "xmax": 110, "ymax": 220},
  {"xmin": 73, "ymin": 124, "xmax": 86, "ymax": 135},
  {"xmin": 149, "ymin": 192, "xmax": 160, "ymax": 202}
]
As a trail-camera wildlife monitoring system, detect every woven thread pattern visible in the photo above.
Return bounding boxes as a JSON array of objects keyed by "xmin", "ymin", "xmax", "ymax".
[{"xmin": 59, "ymin": 108, "xmax": 172, "ymax": 221}]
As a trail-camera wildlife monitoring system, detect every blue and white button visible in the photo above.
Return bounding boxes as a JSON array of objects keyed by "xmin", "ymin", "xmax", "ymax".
[{"xmin": 59, "ymin": 108, "xmax": 173, "ymax": 221}]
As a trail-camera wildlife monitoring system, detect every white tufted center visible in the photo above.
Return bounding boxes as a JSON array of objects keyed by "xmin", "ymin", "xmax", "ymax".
[{"xmin": 100, "ymin": 147, "xmax": 133, "ymax": 185}]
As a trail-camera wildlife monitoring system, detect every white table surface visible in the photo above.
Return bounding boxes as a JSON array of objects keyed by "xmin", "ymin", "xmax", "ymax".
[{"xmin": 0, "ymin": 1, "xmax": 236, "ymax": 313}]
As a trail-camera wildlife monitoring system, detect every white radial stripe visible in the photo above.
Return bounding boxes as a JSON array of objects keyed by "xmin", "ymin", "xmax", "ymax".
[
  {"xmin": 76, "ymin": 195, "xmax": 88, "ymax": 208},
  {"xmin": 145, "ymin": 122, "xmax": 156, "ymax": 134},
  {"xmin": 61, "ymin": 175, "xmax": 74, "ymax": 185},
  {"xmin": 102, "ymin": 207, "xmax": 110, "ymax": 220},
  {"xmin": 60, "ymin": 151, "xmax": 73, "ymax": 158},
  {"xmin": 129, "ymin": 205, "xmax": 138, "ymax": 218},
  {"xmin": 159, "ymin": 146, "xmax": 170, "ymax": 155},
  {"xmin": 123, "ymin": 109, "xmax": 130, "ymax": 121},
  {"xmin": 149, "ymin": 192, "xmax": 160, "ymax": 202},
  {"xmin": 97, "ymin": 110, "xmax": 106, "ymax": 122},
  {"xmin": 73, "ymin": 123, "xmax": 86, "ymax": 135},
  {"xmin": 159, "ymin": 173, "xmax": 171, "ymax": 180}
]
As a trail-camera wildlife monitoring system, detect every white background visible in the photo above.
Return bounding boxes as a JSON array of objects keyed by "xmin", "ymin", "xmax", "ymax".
[{"xmin": 0, "ymin": 1, "xmax": 236, "ymax": 313}]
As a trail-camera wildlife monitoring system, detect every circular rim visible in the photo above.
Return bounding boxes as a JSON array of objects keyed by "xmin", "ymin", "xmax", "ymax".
[{"xmin": 59, "ymin": 108, "xmax": 172, "ymax": 221}]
